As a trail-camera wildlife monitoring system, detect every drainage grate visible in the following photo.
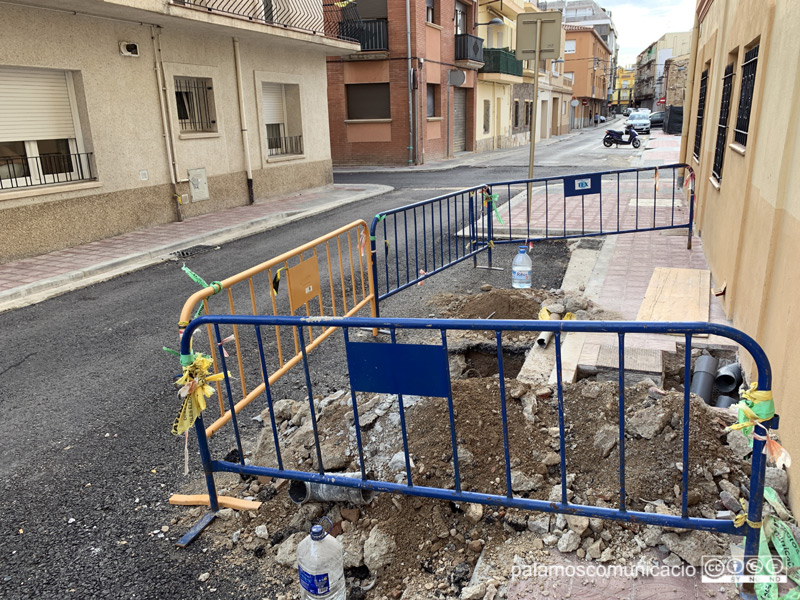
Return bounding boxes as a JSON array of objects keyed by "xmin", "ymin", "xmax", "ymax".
[{"xmin": 171, "ymin": 245, "xmax": 214, "ymax": 259}]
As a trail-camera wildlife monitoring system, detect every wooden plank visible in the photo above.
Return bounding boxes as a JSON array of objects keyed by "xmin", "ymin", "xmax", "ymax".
[
  {"xmin": 548, "ymin": 332, "xmax": 586, "ymax": 385},
  {"xmin": 637, "ymin": 268, "xmax": 711, "ymax": 323},
  {"xmin": 169, "ymin": 494, "xmax": 262, "ymax": 511}
]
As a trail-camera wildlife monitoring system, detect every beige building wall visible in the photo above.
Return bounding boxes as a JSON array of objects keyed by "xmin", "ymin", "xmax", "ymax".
[
  {"xmin": 684, "ymin": 0, "xmax": 800, "ymax": 509},
  {"xmin": 0, "ymin": 2, "xmax": 354, "ymax": 262}
]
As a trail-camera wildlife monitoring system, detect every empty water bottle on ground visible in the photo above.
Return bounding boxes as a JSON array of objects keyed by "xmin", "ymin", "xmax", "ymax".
[
  {"xmin": 297, "ymin": 521, "xmax": 345, "ymax": 599},
  {"xmin": 511, "ymin": 246, "xmax": 532, "ymax": 289}
]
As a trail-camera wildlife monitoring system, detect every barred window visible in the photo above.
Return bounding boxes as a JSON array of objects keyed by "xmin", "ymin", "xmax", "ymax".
[
  {"xmin": 712, "ymin": 63, "xmax": 734, "ymax": 182},
  {"xmin": 514, "ymin": 100, "xmax": 520, "ymax": 128},
  {"xmin": 175, "ymin": 76, "xmax": 217, "ymax": 133},
  {"xmin": 693, "ymin": 68, "xmax": 708, "ymax": 160},
  {"xmin": 734, "ymin": 44, "xmax": 759, "ymax": 146}
]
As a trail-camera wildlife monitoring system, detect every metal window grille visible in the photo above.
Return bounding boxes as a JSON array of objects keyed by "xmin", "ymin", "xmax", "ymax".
[
  {"xmin": 175, "ymin": 77, "xmax": 216, "ymax": 133},
  {"xmin": 0, "ymin": 152, "xmax": 95, "ymax": 190},
  {"xmin": 693, "ymin": 69, "xmax": 708, "ymax": 160},
  {"xmin": 712, "ymin": 63, "xmax": 734, "ymax": 181},
  {"xmin": 734, "ymin": 45, "xmax": 759, "ymax": 146}
]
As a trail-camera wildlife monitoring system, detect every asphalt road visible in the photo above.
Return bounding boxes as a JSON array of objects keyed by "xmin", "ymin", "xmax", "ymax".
[{"xmin": 0, "ymin": 126, "xmax": 638, "ymax": 599}]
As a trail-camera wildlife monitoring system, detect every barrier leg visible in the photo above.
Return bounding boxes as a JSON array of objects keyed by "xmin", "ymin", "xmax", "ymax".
[{"xmin": 177, "ymin": 414, "xmax": 219, "ymax": 547}]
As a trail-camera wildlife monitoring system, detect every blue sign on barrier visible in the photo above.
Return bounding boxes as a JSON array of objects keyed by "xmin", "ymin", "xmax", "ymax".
[
  {"xmin": 564, "ymin": 174, "xmax": 601, "ymax": 197},
  {"xmin": 345, "ymin": 341, "xmax": 450, "ymax": 397}
]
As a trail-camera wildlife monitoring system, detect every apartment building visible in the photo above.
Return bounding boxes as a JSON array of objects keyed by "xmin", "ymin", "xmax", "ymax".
[
  {"xmin": 326, "ymin": 0, "xmax": 484, "ymax": 165},
  {"xmin": 0, "ymin": 0, "xmax": 360, "ymax": 262},
  {"xmin": 564, "ymin": 24, "xmax": 610, "ymax": 127},
  {"xmin": 635, "ymin": 31, "xmax": 692, "ymax": 111},
  {"xmin": 681, "ymin": 0, "xmax": 800, "ymax": 509}
]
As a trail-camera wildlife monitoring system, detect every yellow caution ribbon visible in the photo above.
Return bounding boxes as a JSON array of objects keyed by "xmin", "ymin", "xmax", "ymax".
[
  {"xmin": 271, "ymin": 267, "xmax": 287, "ymax": 296},
  {"xmin": 732, "ymin": 498, "xmax": 763, "ymax": 529},
  {"xmin": 171, "ymin": 353, "xmax": 228, "ymax": 435},
  {"xmin": 727, "ymin": 382, "xmax": 774, "ymax": 434},
  {"xmin": 538, "ymin": 307, "xmax": 551, "ymax": 320}
]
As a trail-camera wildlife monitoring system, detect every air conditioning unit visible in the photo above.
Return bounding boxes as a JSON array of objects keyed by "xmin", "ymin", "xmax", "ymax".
[{"xmin": 119, "ymin": 42, "xmax": 140, "ymax": 57}]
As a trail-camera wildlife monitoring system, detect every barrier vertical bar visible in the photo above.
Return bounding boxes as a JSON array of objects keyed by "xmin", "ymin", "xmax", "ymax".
[
  {"xmin": 438, "ymin": 199, "xmax": 445, "ymax": 268},
  {"xmin": 391, "ymin": 328, "xmax": 414, "ymax": 487},
  {"xmin": 393, "ymin": 216, "xmax": 400, "ymax": 290},
  {"xmin": 635, "ymin": 171, "xmax": 640, "ymax": 231},
  {"xmin": 616, "ymin": 172, "xmax": 620, "ymax": 233},
  {"xmin": 441, "ymin": 330, "xmax": 461, "ymax": 493},
  {"xmin": 297, "ymin": 325, "xmax": 324, "ymax": 475},
  {"xmin": 446, "ymin": 198, "xmax": 452, "ymax": 265},
  {"xmin": 470, "ymin": 193, "xmax": 477, "ymax": 268},
  {"xmin": 414, "ymin": 208, "xmax": 420, "ymax": 279},
  {"xmin": 404, "ymin": 212, "xmax": 410, "ymax": 285},
  {"xmin": 687, "ymin": 173, "xmax": 694, "ymax": 250},
  {"xmin": 618, "ymin": 332, "xmax": 626, "ymax": 512},
  {"xmin": 671, "ymin": 168, "xmax": 676, "ymax": 227},
  {"xmin": 554, "ymin": 332, "xmax": 568, "ymax": 504},
  {"xmin": 422, "ymin": 203, "xmax": 428, "ymax": 273},
  {"xmin": 213, "ymin": 324, "xmax": 245, "ymax": 466},
  {"xmin": 495, "ymin": 332, "xmax": 513, "ymax": 499},
  {"xmin": 545, "ymin": 180, "xmax": 549, "ymax": 239},
  {"xmin": 681, "ymin": 334, "xmax": 691, "ymax": 518},
  {"xmin": 194, "ymin": 413, "xmax": 220, "ymax": 512},
  {"xmin": 343, "ymin": 328, "xmax": 367, "ymax": 480},
  {"xmin": 486, "ymin": 186, "xmax": 494, "ymax": 269},
  {"xmin": 255, "ymin": 324, "xmax": 284, "ymax": 470},
  {"xmin": 599, "ymin": 175, "xmax": 604, "ymax": 233}
]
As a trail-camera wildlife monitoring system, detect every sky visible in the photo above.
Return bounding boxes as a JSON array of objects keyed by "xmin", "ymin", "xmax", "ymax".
[{"xmin": 594, "ymin": 0, "xmax": 696, "ymax": 67}]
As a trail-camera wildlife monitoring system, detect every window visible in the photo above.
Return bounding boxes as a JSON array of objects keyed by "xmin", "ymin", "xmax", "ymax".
[
  {"xmin": 622, "ymin": 80, "xmax": 629, "ymax": 88},
  {"xmin": 524, "ymin": 101, "xmax": 532, "ymax": 127},
  {"xmin": 552, "ymin": 60, "xmax": 559, "ymax": 76},
  {"xmin": 455, "ymin": 1, "xmax": 468, "ymax": 34},
  {"xmin": 426, "ymin": 0, "xmax": 434, "ymax": 23},
  {"xmin": 346, "ymin": 83, "xmax": 390, "ymax": 119},
  {"xmin": 483, "ymin": 100, "xmax": 491, "ymax": 133},
  {"xmin": 0, "ymin": 66, "xmax": 93, "ymax": 190},
  {"xmin": 175, "ymin": 76, "xmax": 217, "ymax": 133},
  {"xmin": 565, "ymin": 40, "xmax": 576, "ymax": 54},
  {"xmin": 427, "ymin": 84, "xmax": 440, "ymax": 118},
  {"xmin": 262, "ymin": 82, "xmax": 303, "ymax": 157},
  {"xmin": 712, "ymin": 62, "xmax": 735, "ymax": 181},
  {"xmin": 564, "ymin": 72, "xmax": 574, "ymax": 83},
  {"xmin": 693, "ymin": 67, "xmax": 708, "ymax": 160},
  {"xmin": 562, "ymin": 100, "xmax": 567, "ymax": 115},
  {"xmin": 514, "ymin": 100, "xmax": 520, "ymax": 128},
  {"xmin": 734, "ymin": 44, "xmax": 759, "ymax": 146}
]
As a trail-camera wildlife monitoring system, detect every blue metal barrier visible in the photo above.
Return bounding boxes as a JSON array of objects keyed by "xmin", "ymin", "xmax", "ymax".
[
  {"xmin": 369, "ymin": 164, "xmax": 695, "ymax": 310},
  {"xmin": 178, "ymin": 314, "xmax": 775, "ymax": 593}
]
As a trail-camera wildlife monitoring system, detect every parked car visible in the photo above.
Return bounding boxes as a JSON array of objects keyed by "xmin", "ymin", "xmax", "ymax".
[
  {"xmin": 634, "ymin": 108, "xmax": 651, "ymax": 116},
  {"xmin": 623, "ymin": 108, "xmax": 633, "ymax": 116},
  {"xmin": 650, "ymin": 111, "xmax": 664, "ymax": 128},
  {"xmin": 625, "ymin": 113, "xmax": 651, "ymax": 133}
]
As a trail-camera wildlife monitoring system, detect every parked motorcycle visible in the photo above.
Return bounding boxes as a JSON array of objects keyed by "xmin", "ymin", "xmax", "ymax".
[{"xmin": 603, "ymin": 125, "xmax": 641, "ymax": 149}]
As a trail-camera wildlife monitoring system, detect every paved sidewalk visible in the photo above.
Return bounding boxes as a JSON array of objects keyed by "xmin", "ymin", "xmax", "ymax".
[
  {"xmin": 332, "ymin": 126, "xmax": 594, "ymax": 174},
  {"xmin": 0, "ymin": 183, "xmax": 391, "ymax": 312}
]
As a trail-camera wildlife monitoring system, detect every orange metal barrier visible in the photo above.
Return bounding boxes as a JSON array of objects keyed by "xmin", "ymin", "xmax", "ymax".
[{"xmin": 178, "ymin": 220, "xmax": 376, "ymax": 436}]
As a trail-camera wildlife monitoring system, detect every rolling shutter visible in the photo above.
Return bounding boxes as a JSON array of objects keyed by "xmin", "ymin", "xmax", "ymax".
[
  {"xmin": 0, "ymin": 67, "xmax": 76, "ymax": 142},
  {"xmin": 262, "ymin": 82, "xmax": 285, "ymax": 125},
  {"xmin": 453, "ymin": 88, "xmax": 467, "ymax": 152}
]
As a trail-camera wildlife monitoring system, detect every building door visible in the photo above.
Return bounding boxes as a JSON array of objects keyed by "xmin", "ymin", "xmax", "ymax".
[
  {"xmin": 453, "ymin": 88, "xmax": 467, "ymax": 152},
  {"xmin": 551, "ymin": 99, "xmax": 559, "ymax": 136},
  {"xmin": 540, "ymin": 99, "xmax": 548, "ymax": 141}
]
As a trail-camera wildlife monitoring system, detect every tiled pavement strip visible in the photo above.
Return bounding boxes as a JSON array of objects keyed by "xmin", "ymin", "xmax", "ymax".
[{"xmin": 1, "ymin": 129, "xmax": 741, "ymax": 596}]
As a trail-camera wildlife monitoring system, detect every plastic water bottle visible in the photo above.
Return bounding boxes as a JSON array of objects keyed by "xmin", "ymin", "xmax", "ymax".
[
  {"xmin": 297, "ymin": 523, "xmax": 345, "ymax": 600},
  {"xmin": 511, "ymin": 246, "xmax": 532, "ymax": 289}
]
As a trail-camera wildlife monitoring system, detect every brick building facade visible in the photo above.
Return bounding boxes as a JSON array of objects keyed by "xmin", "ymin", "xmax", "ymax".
[{"xmin": 326, "ymin": 0, "xmax": 483, "ymax": 166}]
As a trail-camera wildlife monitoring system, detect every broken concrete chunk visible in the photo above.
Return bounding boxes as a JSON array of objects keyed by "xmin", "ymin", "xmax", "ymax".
[
  {"xmin": 627, "ymin": 405, "xmax": 671, "ymax": 439},
  {"xmin": 718, "ymin": 479, "xmax": 740, "ymax": 499},
  {"xmin": 339, "ymin": 530, "xmax": 364, "ymax": 569},
  {"xmin": 726, "ymin": 430, "xmax": 752, "ymax": 458},
  {"xmin": 460, "ymin": 583, "xmax": 486, "ymax": 600},
  {"xmin": 765, "ymin": 467, "xmax": 789, "ymax": 496},
  {"xmin": 566, "ymin": 515, "xmax": 590, "ymax": 537},
  {"xmin": 363, "ymin": 527, "xmax": 396, "ymax": 574},
  {"xmin": 510, "ymin": 470, "xmax": 539, "ymax": 492},
  {"xmin": 464, "ymin": 503, "xmax": 483, "ymax": 524},
  {"xmin": 275, "ymin": 532, "xmax": 305, "ymax": 568},
  {"xmin": 587, "ymin": 539, "xmax": 604, "ymax": 559},
  {"xmin": 557, "ymin": 530, "xmax": 581, "ymax": 553},
  {"xmin": 527, "ymin": 514, "xmax": 551, "ymax": 535},
  {"xmin": 593, "ymin": 425, "xmax": 618, "ymax": 458},
  {"xmin": 661, "ymin": 530, "xmax": 724, "ymax": 567}
]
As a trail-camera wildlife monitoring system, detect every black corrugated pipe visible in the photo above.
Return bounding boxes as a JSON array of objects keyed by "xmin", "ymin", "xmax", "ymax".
[
  {"xmin": 690, "ymin": 355, "xmax": 719, "ymax": 405},
  {"xmin": 715, "ymin": 363, "xmax": 743, "ymax": 394}
]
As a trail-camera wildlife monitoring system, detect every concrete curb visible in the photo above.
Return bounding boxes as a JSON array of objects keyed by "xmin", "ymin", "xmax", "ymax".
[
  {"xmin": 0, "ymin": 184, "xmax": 393, "ymax": 313},
  {"xmin": 333, "ymin": 131, "xmax": 585, "ymax": 174}
]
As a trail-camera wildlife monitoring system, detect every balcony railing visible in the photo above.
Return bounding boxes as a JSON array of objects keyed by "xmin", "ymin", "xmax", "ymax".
[
  {"xmin": 340, "ymin": 18, "xmax": 388, "ymax": 51},
  {"xmin": 172, "ymin": 0, "xmax": 362, "ymax": 43},
  {"xmin": 479, "ymin": 48, "xmax": 522, "ymax": 77},
  {"xmin": 267, "ymin": 135, "xmax": 303, "ymax": 157},
  {"xmin": 0, "ymin": 152, "xmax": 96, "ymax": 190},
  {"xmin": 455, "ymin": 34, "xmax": 484, "ymax": 63}
]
